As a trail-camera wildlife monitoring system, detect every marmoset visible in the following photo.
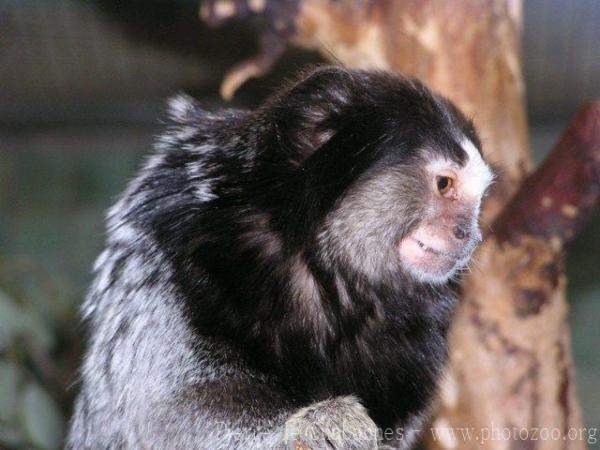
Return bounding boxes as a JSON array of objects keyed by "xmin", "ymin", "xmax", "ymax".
[{"xmin": 67, "ymin": 67, "xmax": 493, "ymax": 450}]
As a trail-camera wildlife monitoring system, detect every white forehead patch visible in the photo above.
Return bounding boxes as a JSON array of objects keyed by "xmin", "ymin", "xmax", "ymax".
[
  {"xmin": 459, "ymin": 137, "xmax": 494, "ymax": 198},
  {"xmin": 426, "ymin": 138, "xmax": 493, "ymax": 200}
]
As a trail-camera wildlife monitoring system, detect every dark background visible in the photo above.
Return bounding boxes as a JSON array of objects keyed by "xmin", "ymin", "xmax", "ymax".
[{"xmin": 0, "ymin": 1, "xmax": 598, "ymax": 448}]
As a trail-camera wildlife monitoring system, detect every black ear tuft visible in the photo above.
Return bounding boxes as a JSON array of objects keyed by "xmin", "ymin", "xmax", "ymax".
[{"xmin": 269, "ymin": 66, "xmax": 356, "ymax": 161}]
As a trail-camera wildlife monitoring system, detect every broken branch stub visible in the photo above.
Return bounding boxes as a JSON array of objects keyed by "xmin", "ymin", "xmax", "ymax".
[
  {"xmin": 494, "ymin": 101, "xmax": 600, "ymax": 248},
  {"xmin": 199, "ymin": 0, "xmax": 299, "ymax": 100}
]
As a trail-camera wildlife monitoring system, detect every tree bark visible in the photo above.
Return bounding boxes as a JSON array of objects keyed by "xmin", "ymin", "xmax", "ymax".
[{"xmin": 201, "ymin": 1, "xmax": 599, "ymax": 448}]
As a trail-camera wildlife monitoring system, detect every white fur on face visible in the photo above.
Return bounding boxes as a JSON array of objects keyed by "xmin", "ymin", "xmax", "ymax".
[
  {"xmin": 425, "ymin": 137, "xmax": 494, "ymax": 204},
  {"xmin": 459, "ymin": 137, "xmax": 494, "ymax": 199}
]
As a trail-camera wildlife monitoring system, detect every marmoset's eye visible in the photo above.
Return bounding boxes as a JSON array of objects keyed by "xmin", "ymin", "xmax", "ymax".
[{"xmin": 436, "ymin": 175, "xmax": 454, "ymax": 196}]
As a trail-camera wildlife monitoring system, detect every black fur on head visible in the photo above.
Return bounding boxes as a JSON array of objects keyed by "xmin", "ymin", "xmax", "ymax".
[{"xmin": 119, "ymin": 66, "xmax": 491, "ymax": 429}]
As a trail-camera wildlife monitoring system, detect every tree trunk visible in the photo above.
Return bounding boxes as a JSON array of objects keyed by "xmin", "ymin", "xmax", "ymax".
[{"xmin": 202, "ymin": 1, "xmax": 599, "ymax": 448}]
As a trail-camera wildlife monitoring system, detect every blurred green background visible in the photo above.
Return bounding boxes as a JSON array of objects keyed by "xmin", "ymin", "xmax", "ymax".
[{"xmin": 0, "ymin": 0, "xmax": 599, "ymax": 448}]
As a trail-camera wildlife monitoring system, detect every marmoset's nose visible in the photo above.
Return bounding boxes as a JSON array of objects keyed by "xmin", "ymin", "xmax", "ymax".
[{"xmin": 453, "ymin": 225, "xmax": 469, "ymax": 240}]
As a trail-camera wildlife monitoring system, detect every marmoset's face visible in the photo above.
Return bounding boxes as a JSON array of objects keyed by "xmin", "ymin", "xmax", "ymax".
[
  {"xmin": 397, "ymin": 138, "xmax": 493, "ymax": 284},
  {"xmin": 318, "ymin": 135, "xmax": 493, "ymax": 286}
]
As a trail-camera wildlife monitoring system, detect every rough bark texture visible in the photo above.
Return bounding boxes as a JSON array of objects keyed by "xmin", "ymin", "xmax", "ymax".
[{"xmin": 200, "ymin": 1, "xmax": 599, "ymax": 449}]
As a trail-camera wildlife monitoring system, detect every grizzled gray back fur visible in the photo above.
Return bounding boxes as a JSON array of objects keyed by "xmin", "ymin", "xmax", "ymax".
[{"xmin": 67, "ymin": 147, "xmax": 293, "ymax": 449}]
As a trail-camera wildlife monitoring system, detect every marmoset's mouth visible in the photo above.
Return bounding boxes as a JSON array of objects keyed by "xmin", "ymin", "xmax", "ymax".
[
  {"xmin": 412, "ymin": 238, "xmax": 463, "ymax": 261},
  {"xmin": 397, "ymin": 233, "xmax": 475, "ymax": 284}
]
